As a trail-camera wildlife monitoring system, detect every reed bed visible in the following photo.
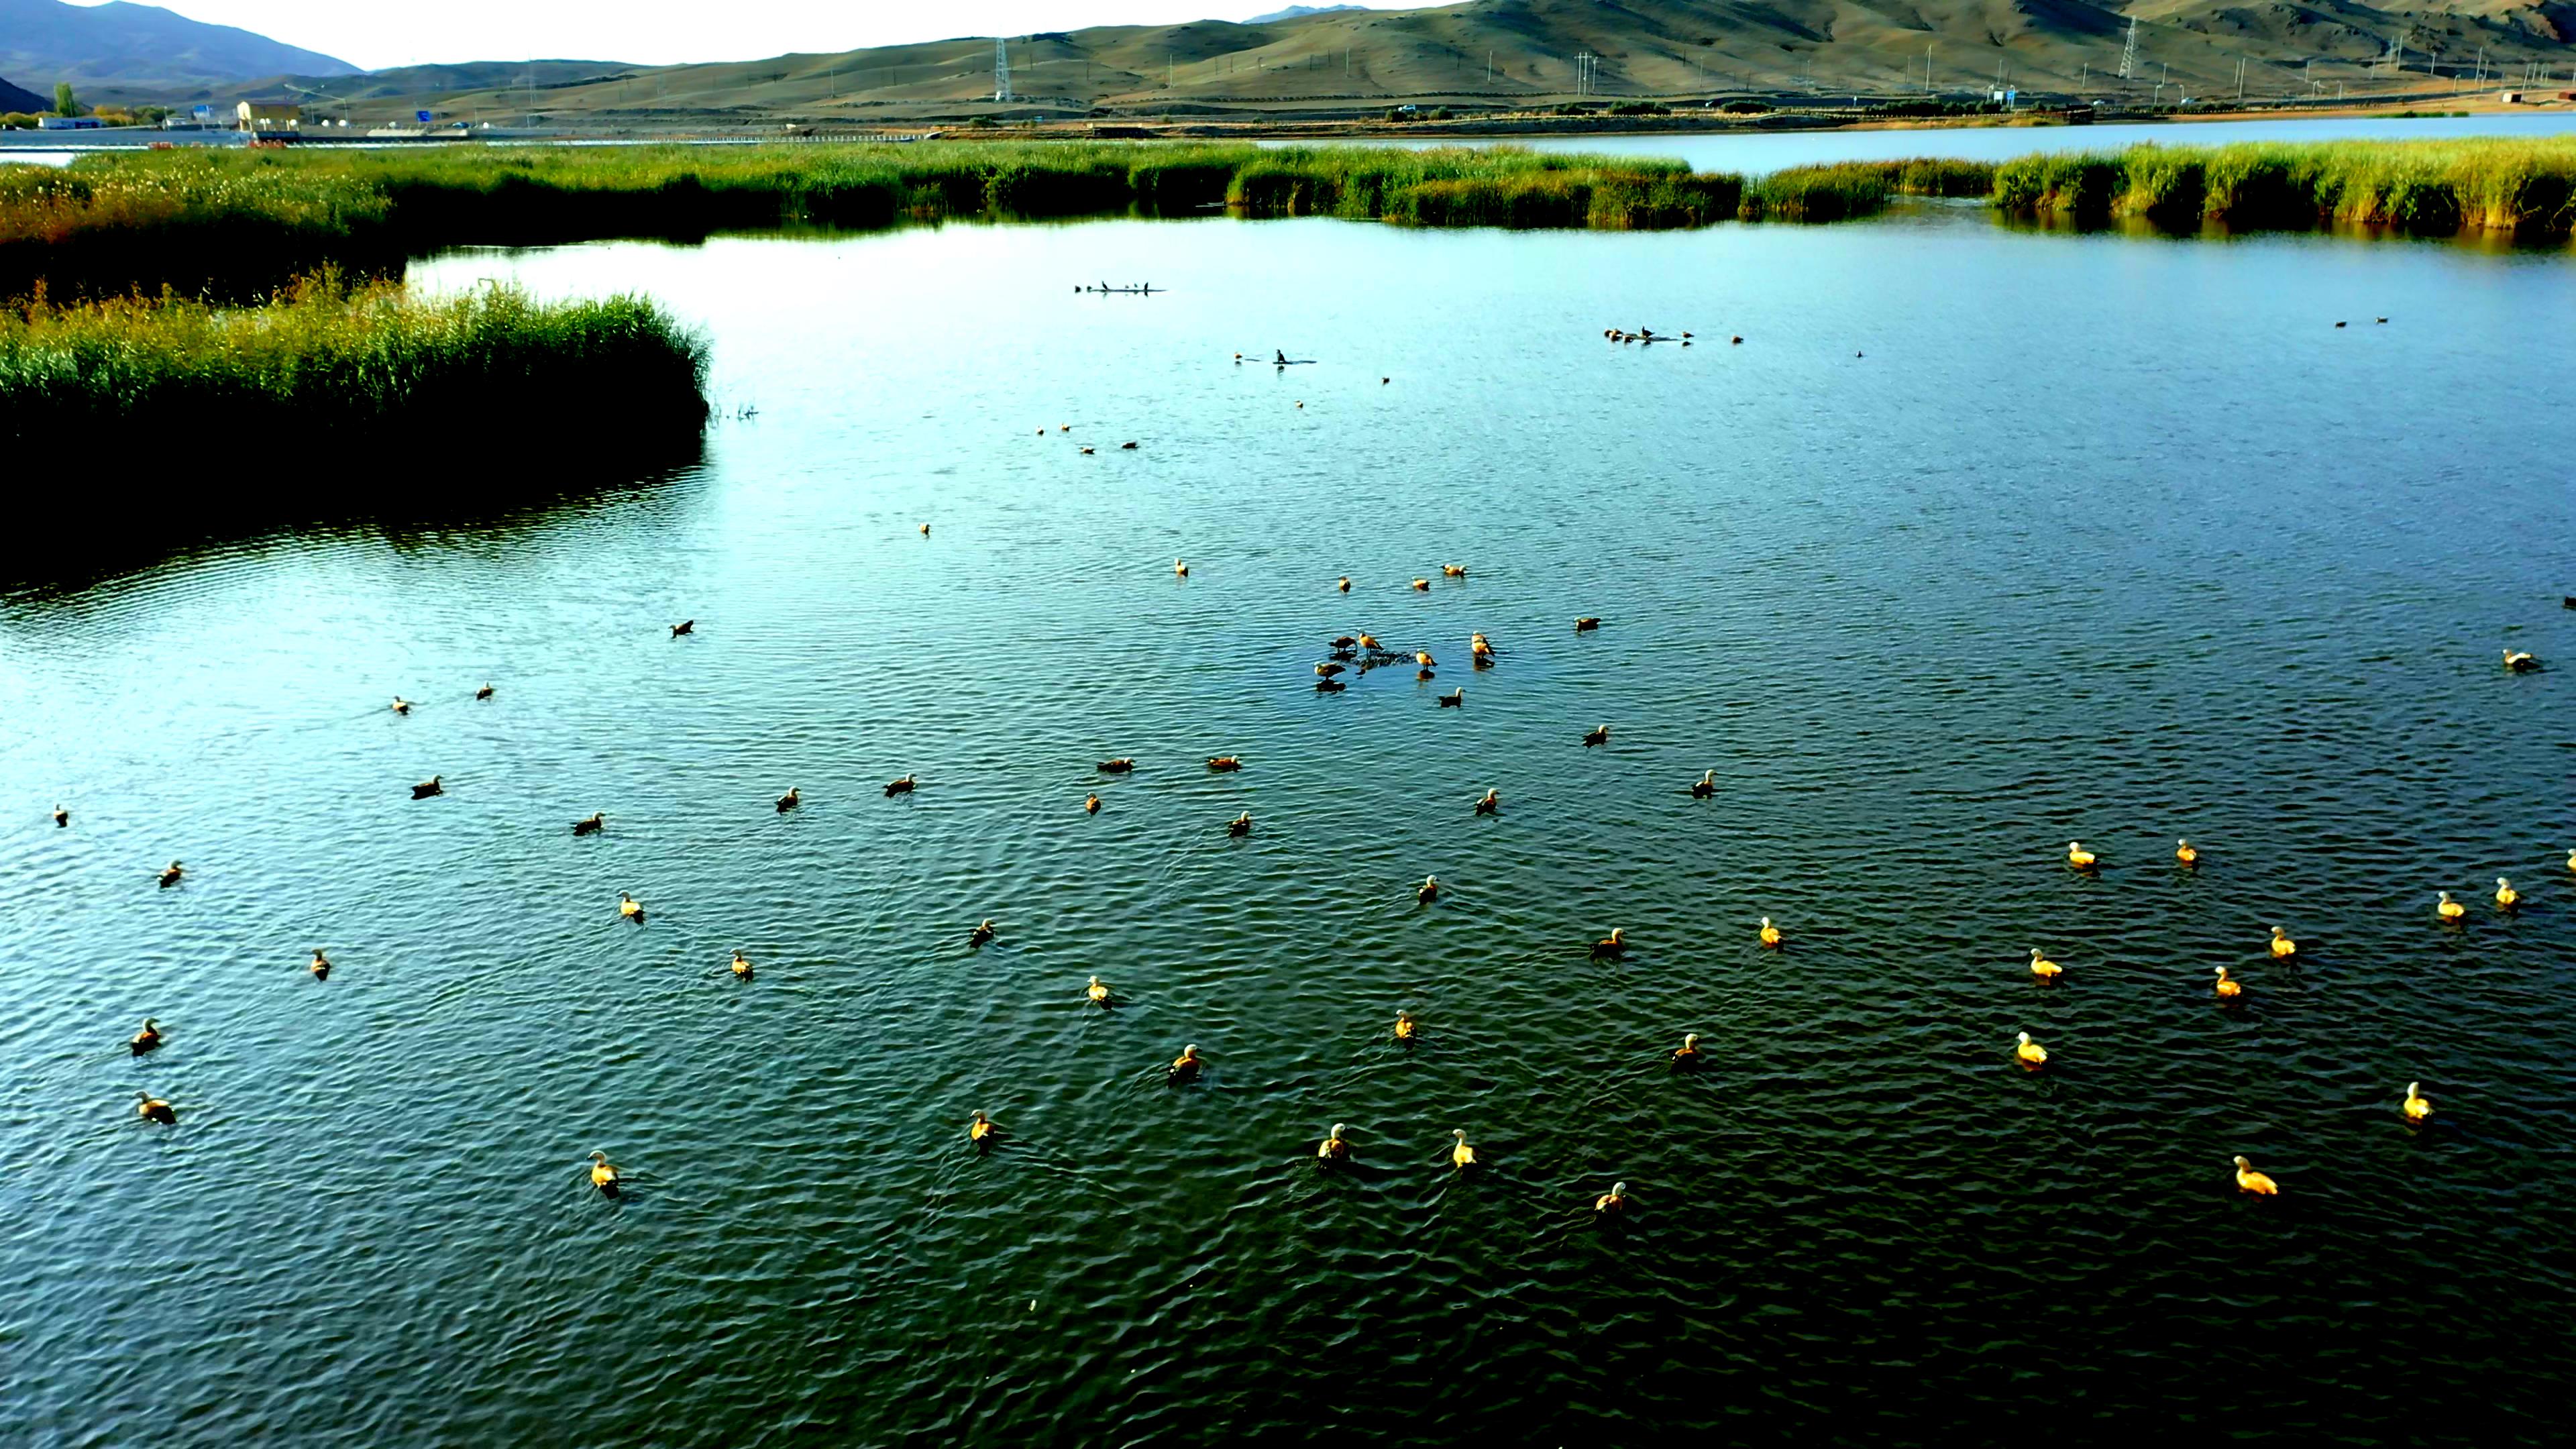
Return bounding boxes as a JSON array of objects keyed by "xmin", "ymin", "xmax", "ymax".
[
  {"xmin": 1, "ymin": 143, "xmax": 1825, "ymax": 296},
  {"xmin": 1739, "ymin": 158, "xmax": 1999, "ymax": 221},
  {"xmin": 1992, "ymin": 138, "xmax": 2576, "ymax": 234},
  {"xmin": 0, "ymin": 274, "xmax": 709, "ymax": 475}
]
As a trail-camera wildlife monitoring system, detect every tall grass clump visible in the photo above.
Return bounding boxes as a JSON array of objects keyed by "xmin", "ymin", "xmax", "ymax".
[
  {"xmin": 0, "ymin": 274, "xmax": 709, "ymax": 480},
  {"xmin": 1994, "ymin": 138, "xmax": 2576, "ymax": 235},
  {"xmin": 1738, "ymin": 160, "xmax": 1998, "ymax": 221},
  {"xmin": 0, "ymin": 158, "xmax": 396, "ymax": 299}
]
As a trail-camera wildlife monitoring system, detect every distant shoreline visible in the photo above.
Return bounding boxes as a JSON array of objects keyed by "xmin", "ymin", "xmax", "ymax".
[{"xmin": 6, "ymin": 95, "xmax": 2561, "ymax": 156}]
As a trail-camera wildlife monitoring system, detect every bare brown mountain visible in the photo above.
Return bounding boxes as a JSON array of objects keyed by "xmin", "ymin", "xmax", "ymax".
[{"xmin": 110, "ymin": 0, "xmax": 2576, "ymax": 124}]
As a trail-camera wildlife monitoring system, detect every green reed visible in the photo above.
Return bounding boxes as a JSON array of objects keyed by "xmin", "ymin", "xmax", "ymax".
[
  {"xmin": 1992, "ymin": 138, "xmax": 2576, "ymax": 233},
  {"xmin": 0, "ymin": 144, "xmax": 1782, "ymax": 297},
  {"xmin": 0, "ymin": 273, "xmax": 709, "ymax": 464}
]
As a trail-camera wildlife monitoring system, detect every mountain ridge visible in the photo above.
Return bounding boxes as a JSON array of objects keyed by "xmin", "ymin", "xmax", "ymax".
[{"xmin": 0, "ymin": 0, "xmax": 358, "ymax": 88}]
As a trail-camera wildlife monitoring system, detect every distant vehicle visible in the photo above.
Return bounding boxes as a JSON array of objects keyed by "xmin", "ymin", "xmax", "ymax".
[{"xmin": 37, "ymin": 116, "xmax": 103, "ymax": 130}]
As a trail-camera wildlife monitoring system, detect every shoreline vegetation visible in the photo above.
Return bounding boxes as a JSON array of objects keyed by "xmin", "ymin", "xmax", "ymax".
[
  {"xmin": 3, "ymin": 138, "xmax": 2567, "ymax": 298},
  {"xmin": 0, "ymin": 274, "xmax": 710, "ymax": 480}
]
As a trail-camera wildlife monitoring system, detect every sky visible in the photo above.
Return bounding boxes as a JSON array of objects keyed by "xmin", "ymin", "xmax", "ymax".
[{"xmin": 71, "ymin": 1, "xmax": 1428, "ymax": 71}]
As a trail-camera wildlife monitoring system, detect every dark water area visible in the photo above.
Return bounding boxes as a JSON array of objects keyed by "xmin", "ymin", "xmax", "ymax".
[{"xmin": 4, "ymin": 205, "xmax": 2572, "ymax": 1444}]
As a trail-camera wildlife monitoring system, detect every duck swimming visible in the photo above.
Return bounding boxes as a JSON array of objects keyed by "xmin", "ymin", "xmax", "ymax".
[
  {"xmin": 1415, "ymin": 651, "xmax": 1436, "ymax": 668},
  {"xmin": 919, "ymin": 523, "xmax": 930, "ymax": 536},
  {"xmin": 2503, "ymin": 649, "xmax": 2540, "ymax": 672},
  {"xmin": 1581, "ymin": 724, "xmax": 1609, "ymax": 748},
  {"xmin": 1098, "ymin": 758, "xmax": 1135, "ymax": 773},
  {"xmin": 2029, "ymin": 948, "xmax": 2062, "ymax": 980},
  {"xmin": 136, "ymin": 1092, "xmax": 175, "ymax": 1124},
  {"xmin": 1451, "ymin": 1129, "xmax": 1476, "ymax": 1169},
  {"xmin": 2176, "ymin": 839, "xmax": 2198, "ymax": 867},
  {"xmin": 1474, "ymin": 789, "xmax": 1500, "ymax": 816},
  {"xmin": 1417, "ymin": 876, "xmax": 1439, "ymax": 904},
  {"xmin": 2067, "ymin": 842, "xmax": 2097, "ymax": 869},
  {"xmin": 1338, "ymin": 576, "xmax": 1351, "ymax": 592},
  {"xmin": 1594, "ymin": 1182, "xmax": 1629, "ymax": 1216},
  {"xmin": 730, "ymin": 951, "xmax": 753, "ymax": 980},
  {"xmin": 1169, "ymin": 1044, "xmax": 1203, "ymax": 1081},
  {"xmin": 1315, "ymin": 661, "xmax": 1346, "ymax": 677},
  {"xmin": 1227, "ymin": 812, "xmax": 1253, "ymax": 839},
  {"xmin": 158, "ymin": 861, "xmax": 183, "ymax": 888},
  {"xmin": 1672, "ymin": 1032, "xmax": 1701, "ymax": 1065},
  {"xmin": 1437, "ymin": 688, "xmax": 1463, "ymax": 707},
  {"xmin": 1758, "ymin": 917, "xmax": 1781, "ymax": 947},
  {"xmin": 574, "ymin": 812, "xmax": 605, "ymax": 836},
  {"xmin": 969, "ymin": 918, "xmax": 996, "ymax": 948},
  {"xmin": 391, "ymin": 696, "xmax": 411, "ymax": 714},
  {"xmin": 1175, "ymin": 559, "xmax": 1189, "ymax": 578},
  {"xmin": 589, "ymin": 1150, "xmax": 619, "ymax": 1193},
  {"xmin": 2214, "ymin": 966, "xmax": 2243, "ymax": 999},
  {"xmin": 2233, "ymin": 1155, "xmax": 2278, "ymax": 1195},
  {"xmin": 619, "ymin": 893, "xmax": 642, "ymax": 920},
  {"xmin": 671, "ymin": 620, "xmax": 694, "ymax": 637},
  {"xmin": 1085, "ymin": 793, "xmax": 1100, "ymax": 814},
  {"xmin": 2402, "ymin": 1082, "xmax": 2432, "ymax": 1122},
  {"xmin": 51, "ymin": 804, "xmax": 67, "ymax": 827},
  {"xmin": 1317, "ymin": 1124, "xmax": 1350, "ymax": 1163},
  {"xmin": 2495, "ymin": 877, "xmax": 2520, "ymax": 909},
  {"xmin": 1574, "ymin": 616, "xmax": 1601, "ymax": 632},
  {"xmin": 130, "ymin": 1018, "xmax": 162, "ymax": 1055},
  {"xmin": 2015, "ymin": 1031, "xmax": 2048, "ymax": 1068},
  {"xmin": 2269, "ymin": 926, "xmax": 2296, "ymax": 958},
  {"xmin": 1442, "ymin": 565, "xmax": 1466, "ymax": 578},
  {"xmin": 775, "ymin": 787, "xmax": 800, "ymax": 812},
  {"xmin": 411, "ymin": 775, "xmax": 442, "ymax": 799},
  {"xmin": 309, "ymin": 950, "xmax": 331, "ymax": 981},
  {"xmin": 2437, "ymin": 890, "xmax": 2464, "ymax": 921},
  {"xmin": 1411, "ymin": 579, "xmax": 1430, "ymax": 592},
  {"xmin": 885, "ymin": 774, "xmax": 917, "ymax": 796},
  {"xmin": 1207, "ymin": 757, "xmax": 1243, "ymax": 772},
  {"xmin": 474, "ymin": 683, "xmax": 494, "ymax": 700},
  {"xmin": 1087, "ymin": 975, "xmax": 1110, "ymax": 1007},
  {"xmin": 1591, "ymin": 927, "xmax": 1627, "ymax": 960},
  {"xmin": 1690, "ymin": 770, "xmax": 1715, "ymax": 799},
  {"xmin": 969, "ymin": 1111, "xmax": 998, "ymax": 1145},
  {"xmin": 1394, "ymin": 1012, "xmax": 1416, "ymax": 1042}
]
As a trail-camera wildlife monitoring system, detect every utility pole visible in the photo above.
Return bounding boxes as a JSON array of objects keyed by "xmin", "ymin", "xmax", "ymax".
[
  {"xmin": 1575, "ymin": 51, "xmax": 1595, "ymax": 97},
  {"xmin": 2236, "ymin": 56, "xmax": 2245, "ymax": 103},
  {"xmin": 1929, "ymin": 46, "xmax": 1937, "ymax": 95}
]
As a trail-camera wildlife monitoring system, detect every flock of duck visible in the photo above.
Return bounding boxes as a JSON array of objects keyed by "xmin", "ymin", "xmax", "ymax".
[{"xmin": 92, "ymin": 559, "xmax": 2565, "ymax": 1214}]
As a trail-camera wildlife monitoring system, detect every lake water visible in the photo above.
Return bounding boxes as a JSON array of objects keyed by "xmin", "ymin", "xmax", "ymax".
[{"xmin": 5, "ymin": 204, "xmax": 2573, "ymax": 1442}]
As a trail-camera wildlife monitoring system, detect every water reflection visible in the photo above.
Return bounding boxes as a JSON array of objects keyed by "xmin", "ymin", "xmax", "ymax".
[{"xmin": 0, "ymin": 441, "xmax": 707, "ymax": 602}]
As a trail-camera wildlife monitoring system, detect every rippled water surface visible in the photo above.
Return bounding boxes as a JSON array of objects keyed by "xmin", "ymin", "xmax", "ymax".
[{"xmin": 6, "ymin": 208, "xmax": 2574, "ymax": 1444}]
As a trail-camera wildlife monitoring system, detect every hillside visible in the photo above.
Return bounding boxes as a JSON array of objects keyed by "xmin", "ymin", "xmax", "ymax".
[
  {"xmin": 0, "ymin": 0, "xmax": 357, "ymax": 88},
  {"xmin": 0, "ymin": 73, "xmax": 47, "ymax": 113},
  {"xmin": 74, "ymin": 0, "xmax": 2576, "ymax": 125}
]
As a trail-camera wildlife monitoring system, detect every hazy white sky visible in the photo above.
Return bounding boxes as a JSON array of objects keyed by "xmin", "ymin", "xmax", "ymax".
[{"xmin": 76, "ymin": 1, "xmax": 1424, "ymax": 70}]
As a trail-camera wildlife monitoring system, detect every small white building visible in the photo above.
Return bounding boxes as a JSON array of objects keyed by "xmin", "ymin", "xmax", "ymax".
[{"xmin": 236, "ymin": 101, "xmax": 301, "ymax": 133}]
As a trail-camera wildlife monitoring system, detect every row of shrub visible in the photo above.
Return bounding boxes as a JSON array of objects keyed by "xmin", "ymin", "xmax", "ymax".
[
  {"xmin": 0, "ymin": 273, "xmax": 710, "ymax": 480},
  {"xmin": 1992, "ymin": 139, "xmax": 2576, "ymax": 233},
  {"xmin": 1, "ymin": 143, "xmax": 1906, "ymax": 299}
]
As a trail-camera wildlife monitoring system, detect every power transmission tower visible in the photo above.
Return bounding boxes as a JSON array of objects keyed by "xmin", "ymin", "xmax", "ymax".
[
  {"xmin": 2118, "ymin": 17, "xmax": 2139, "ymax": 82},
  {"xmin": 994, "ymin": 38, "xmax": 1012, "ymax": 102},
  {"xmin": 1576, "ymin": 51, "xmax": 1595, "ymax": 97}
]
